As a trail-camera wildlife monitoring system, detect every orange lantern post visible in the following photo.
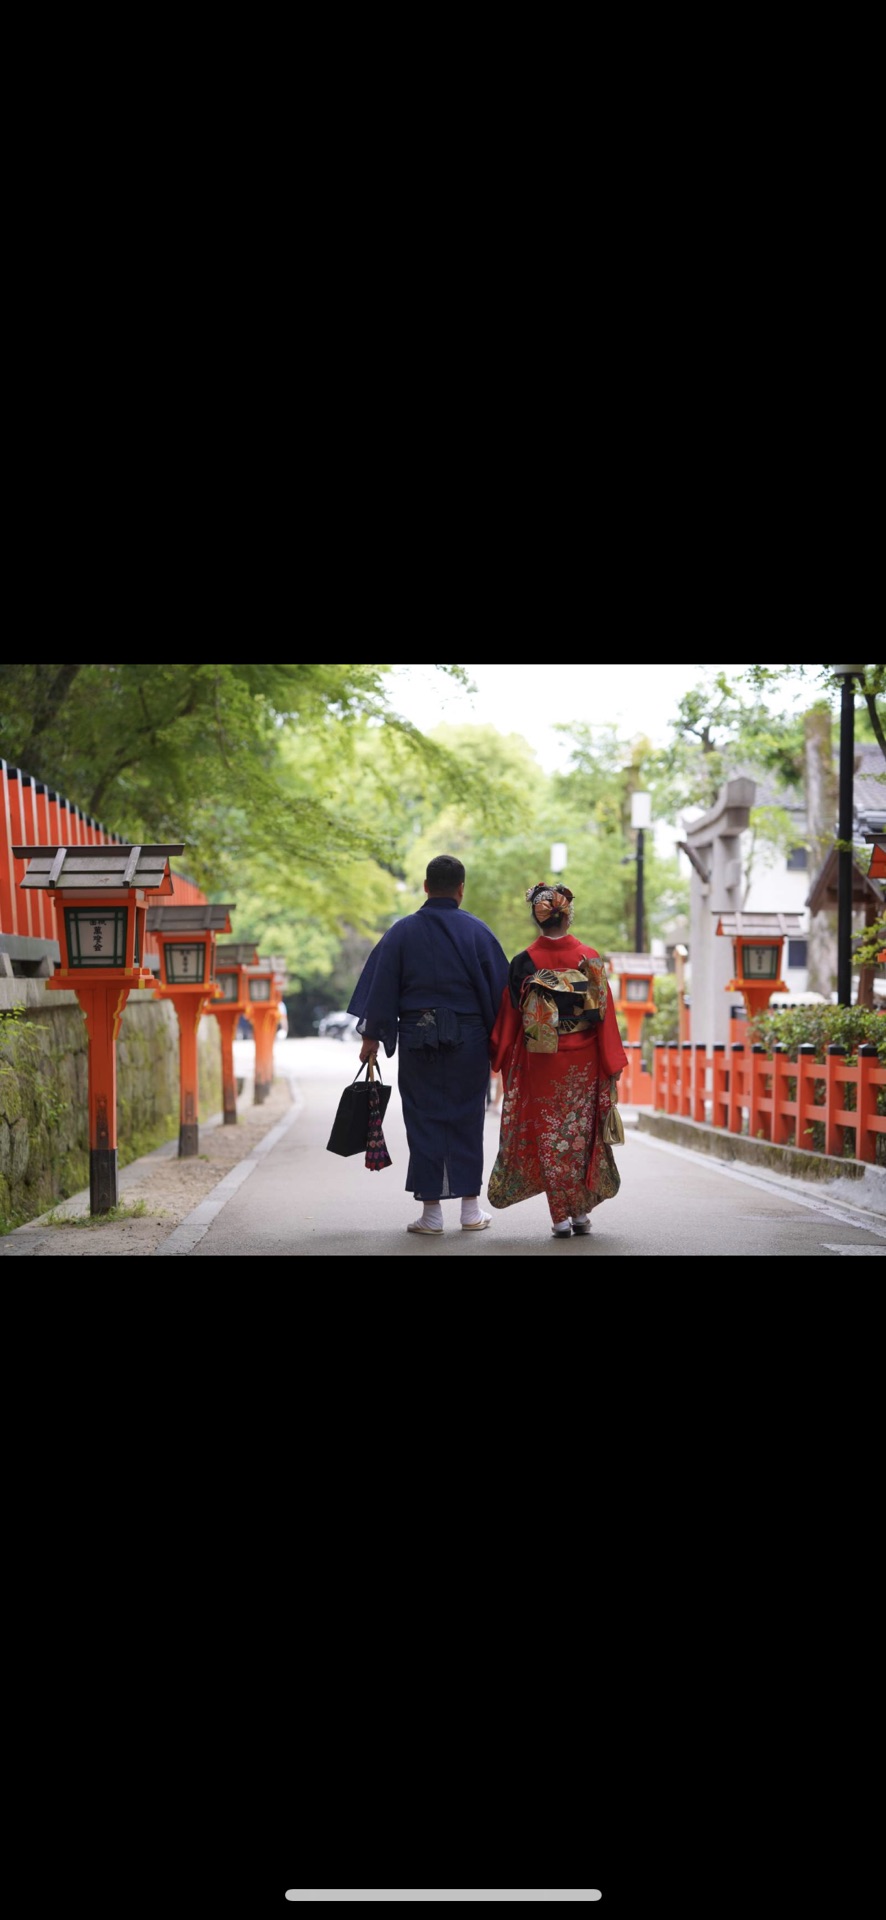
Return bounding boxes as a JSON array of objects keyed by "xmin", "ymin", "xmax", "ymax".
[
  {"xmin": 271, "ymin": 960, "xmax": 288, "ymax": 1043},
  {"xmin": 13, "ymin": 842, "xmax": 183, "ymax": 1214},
  {"xmin": 147, "ymin": 903, "xmax": 235, "ymax": 1156},
  {"xmin": 715, "ymin": 912, "xmax": 805, "ymax": 1025},
  {"xmin": 607, "ymin": 951, "xmax": 668, "ymax": 1046},
  {"xmin": 207, "ymin": 941, "xmax": 261, "ymax": 1124},
  {"xmin": 246, "ymin": 957, "xmax": 288, "ymax": 1103}
]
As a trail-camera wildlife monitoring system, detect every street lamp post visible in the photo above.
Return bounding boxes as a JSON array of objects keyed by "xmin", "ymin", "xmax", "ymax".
[
  {"xmin": 832, "ymin": 666, "xmax": 866, "ymax": 1006},
  {"xmin": 631, "ymin": 793, "xmax": 652, "ymax": 953}
]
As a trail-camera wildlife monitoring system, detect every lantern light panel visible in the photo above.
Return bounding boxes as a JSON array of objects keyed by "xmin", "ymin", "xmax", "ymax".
[
  {"xmin": 164, "ymin": 943, "xmax": 206, "ymax": 985},
  {"xmin": 740, "ymin": 944, "xmax": 780, "ymax": 980},
  {"xmin": 63, "ymin": 906, "xmax": 130, "ymax": 969}
]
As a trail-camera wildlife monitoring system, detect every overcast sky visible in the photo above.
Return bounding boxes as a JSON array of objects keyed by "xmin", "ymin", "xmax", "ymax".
[{"xmin": 388, "ymin": 663, "xmax": 818, "ymax": 777}]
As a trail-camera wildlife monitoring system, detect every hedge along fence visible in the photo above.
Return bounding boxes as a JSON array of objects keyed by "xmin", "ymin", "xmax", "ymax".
[{"xmin": 652, "ymin": 1005, "xmax": 886, "ymax": 1166}]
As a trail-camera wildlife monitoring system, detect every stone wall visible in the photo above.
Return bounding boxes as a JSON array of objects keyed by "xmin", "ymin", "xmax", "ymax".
[{"xmin": 0, "ymin": 979, "xmax": 223, "ymax": 1230}]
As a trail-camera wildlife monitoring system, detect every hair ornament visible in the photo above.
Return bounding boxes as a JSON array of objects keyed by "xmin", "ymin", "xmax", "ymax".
[{"xmin": 526, "ymin": 882, "xmax": 574, "ymax": 926}]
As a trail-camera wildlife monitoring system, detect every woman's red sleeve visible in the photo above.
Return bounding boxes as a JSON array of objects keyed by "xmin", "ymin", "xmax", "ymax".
[
  {"xmin": 578, "ymin": 945, "xmax": 627, "ymax": 1077},
  {"xmin": 599, "ymin": 982, "xmax": 629, "ymax": 1077}
]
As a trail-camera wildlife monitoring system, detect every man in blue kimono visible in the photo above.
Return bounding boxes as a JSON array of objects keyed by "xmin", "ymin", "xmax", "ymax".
[{"xmin": 348, "ymin": 855, "xmax": 510, "ymax": 1235}]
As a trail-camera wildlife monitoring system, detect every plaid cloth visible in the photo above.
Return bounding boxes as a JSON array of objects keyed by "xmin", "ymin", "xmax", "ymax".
[{"xmin": 365, "ymin": 1081, "xmax": 392, "ymax": 1170}]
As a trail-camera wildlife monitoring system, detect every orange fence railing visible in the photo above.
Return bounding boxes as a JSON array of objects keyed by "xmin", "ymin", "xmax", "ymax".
[
  {"xmin": 652, "ymin": 1038, "xmax": 886, "ymax": 1167},
  {"xmin": 620, "ymin": 1043, "xmax": 654, "ymax": 1108}
]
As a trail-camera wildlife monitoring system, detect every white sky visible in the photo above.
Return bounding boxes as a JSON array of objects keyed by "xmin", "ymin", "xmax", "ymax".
[{"xmin": 388, "ymin": 663, "xmax": 813, "ymax": 775}]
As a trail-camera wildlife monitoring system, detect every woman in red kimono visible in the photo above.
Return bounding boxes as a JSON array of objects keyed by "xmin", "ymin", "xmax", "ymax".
[{"xmin": 487, "ymin": 882, "xmax": 628, "ymax": 1237}]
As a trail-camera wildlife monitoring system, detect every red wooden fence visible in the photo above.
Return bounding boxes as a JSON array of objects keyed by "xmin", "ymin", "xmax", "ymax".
[
  {"xmin": 652, "ymin": 1038, "xmax": 886, "ymax": 1167},
  {"xmin": 0, "ymin": 759, "xmax": 206, "ymax": 947},
  {"xmin": 620, "ymin": 1043, "xmax": 654, "ymax": 1107}
]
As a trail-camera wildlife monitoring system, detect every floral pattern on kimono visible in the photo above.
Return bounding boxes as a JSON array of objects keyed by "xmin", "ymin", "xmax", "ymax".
[{"xmin": 487, "ymin": 934, "xmax": 628, "ymax": 1225}]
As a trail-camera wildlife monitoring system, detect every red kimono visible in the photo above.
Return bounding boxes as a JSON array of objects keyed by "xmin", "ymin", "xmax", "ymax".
[{"xmin": 486, "ymin": 933, "xmax": 628, "ymax": 1225}]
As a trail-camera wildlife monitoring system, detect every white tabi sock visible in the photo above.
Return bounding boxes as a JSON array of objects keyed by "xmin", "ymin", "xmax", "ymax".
[
  {"xmin": 418, "ymin": 1201, "xmax": 444, "ymax": 1231},
  {"xmin": 460, "ymin": 1197, "xmax": 484, "ymax": 1226}
]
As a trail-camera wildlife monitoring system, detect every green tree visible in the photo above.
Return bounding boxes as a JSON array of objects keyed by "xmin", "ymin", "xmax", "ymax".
[
  {"xmin": 0, "ymin": 663, "xmax": 503, "ymax": 967},
  {"xmin": 743, "ymin": 664, "xmax": 886, "ymax": 760},
  {"xmin": 398, "ymin": 721, "xmax": 687, "ymax": 959}
]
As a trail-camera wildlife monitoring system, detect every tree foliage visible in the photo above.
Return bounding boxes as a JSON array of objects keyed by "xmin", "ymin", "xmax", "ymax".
[
  {"xmin": 744, "ymin": 664, "xmax": 886, "ymax": 759},
  {"xmin": 0, "ymin": 663, "xmax": 503, "ymax": 965}
]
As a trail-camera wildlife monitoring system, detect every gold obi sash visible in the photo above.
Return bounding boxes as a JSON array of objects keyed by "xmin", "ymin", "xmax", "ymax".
[{"xmin": 519, "ymin": 957, "xmax": 607, "ymax": 1053}]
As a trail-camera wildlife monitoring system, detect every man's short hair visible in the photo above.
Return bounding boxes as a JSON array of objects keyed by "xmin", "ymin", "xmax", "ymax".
[{"xmin": 425, "ymin": 855, "xmax": 465, "ymax": 895}]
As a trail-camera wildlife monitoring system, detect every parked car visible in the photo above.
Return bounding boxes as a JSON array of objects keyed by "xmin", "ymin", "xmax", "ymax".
[{"xmin": 318, "ymin": 1010, "xmax": 360, "ymax": 1040}]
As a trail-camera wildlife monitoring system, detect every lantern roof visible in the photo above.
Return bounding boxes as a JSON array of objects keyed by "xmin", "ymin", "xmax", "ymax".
[
  {"xmin": 214, "ymin": 942, "xmax": 261, "ymax": 966},
  {"xmin": 146, "ymin": 904, "xmax": 234, "ymax": 933},
  {"xmin": 716, "ymin": 911, "xmax": 805, "ymax": 938},
  {"xmin": 12, "ymin": 843, "xmax": 183, "ymax": 895},
  {"xmin": 607, "ymin": 951, "xmax": 669, "ymax": 974}
]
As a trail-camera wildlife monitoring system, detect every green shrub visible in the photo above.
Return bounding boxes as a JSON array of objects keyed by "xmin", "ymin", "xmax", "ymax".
[
  {"xmin": 746, "ymin": 1003, "xmax": 886, "ymax": 1061},
  {"xmin": 746, "ymin": 1003, "xmax": 886, "ymax": 1164}
]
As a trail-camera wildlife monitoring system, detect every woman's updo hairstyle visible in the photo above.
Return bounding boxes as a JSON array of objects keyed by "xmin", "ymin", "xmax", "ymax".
[{"xmin": 526, "ymin": 882, "xmax": 575, "ymax": 931}]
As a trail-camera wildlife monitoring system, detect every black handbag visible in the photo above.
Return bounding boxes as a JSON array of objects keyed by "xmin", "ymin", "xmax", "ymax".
[{"xmin": 326, "ymin": 1057, "xmax": 392, "ymax": 1157}]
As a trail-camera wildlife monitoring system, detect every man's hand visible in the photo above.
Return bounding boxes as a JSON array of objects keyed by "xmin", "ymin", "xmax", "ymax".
[{"xmin": 359, "ymin": 1037, "xmax": 379, "ymax": 1065}]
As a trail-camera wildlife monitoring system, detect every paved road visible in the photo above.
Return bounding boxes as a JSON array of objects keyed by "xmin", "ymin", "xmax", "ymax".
[{"xmin": 155, "ymin": 1036, "xmax": 886, "ymax": 1258}]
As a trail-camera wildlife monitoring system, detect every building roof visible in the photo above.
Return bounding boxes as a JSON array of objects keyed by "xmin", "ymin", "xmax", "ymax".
[
  {"xmin": 719, "ymin": 744, "xmax": 884, "ymax": 824},
  {"xmin": 853, "ymin": 744, "xmax": 886, "ymax": 818},
  {"xmin": 806, "ymin": 846, "xmax": 884, "ymax": 915}
]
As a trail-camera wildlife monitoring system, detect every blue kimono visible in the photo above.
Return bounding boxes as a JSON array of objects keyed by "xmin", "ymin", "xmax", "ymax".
[{"xmin": 348, "ymin": 897, "xmax": 510, "ymax": 1200}]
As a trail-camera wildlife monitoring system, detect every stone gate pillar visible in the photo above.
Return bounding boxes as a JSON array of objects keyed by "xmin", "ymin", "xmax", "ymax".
[{"xmin": 679, "ymin": 777, "xmax": 755, "ymax": 1049}]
